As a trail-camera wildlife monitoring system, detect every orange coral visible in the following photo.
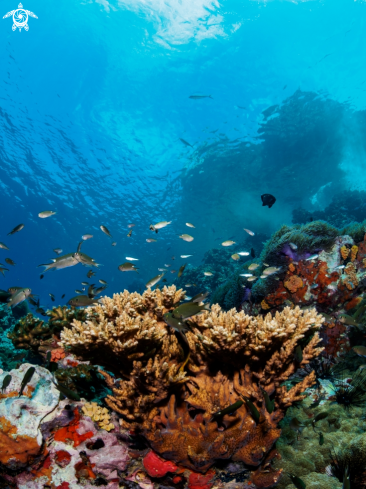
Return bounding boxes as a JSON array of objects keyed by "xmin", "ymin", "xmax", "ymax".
[
  {"xmin": 344, "ymin": 262, "xmax": 358, "ymax": 291},
  {"xmin": 50, "ymin": 348, "xmax": 66, "ymax": 362},
  {"xmin": 284, "ymin": 275, "xmax": 303, "ymax": 293},
  {"xmin": 261, "ymin": 300, "xmax": 270, "ymax": 310},
  {"xmin": 341, "ymin": 245, "xmax": 350, "ymax": 260},
  {"xmin": 0, "ymin": 416, "xmax": 41, "ymax": 466},
  {"xmin": 288, "ymin": 263, "xmax": 296, "ymax": 272},
  {"xmin": 351, "ymin": 245, "xmax": 358, "ymax": 262}
]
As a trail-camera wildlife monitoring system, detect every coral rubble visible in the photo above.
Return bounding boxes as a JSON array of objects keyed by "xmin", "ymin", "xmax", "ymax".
[{"xmin": 60, "ymin": 285, "xmax": 324, "ymax": 486}]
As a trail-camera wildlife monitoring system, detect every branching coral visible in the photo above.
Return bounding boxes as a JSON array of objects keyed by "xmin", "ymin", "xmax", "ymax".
[{"xmin": 61, "ymin": 286, "xmax": 324, "ymax": 483}]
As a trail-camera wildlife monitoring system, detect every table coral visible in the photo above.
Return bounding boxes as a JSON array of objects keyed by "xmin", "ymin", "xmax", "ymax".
[{"xmin": 60, "ymin": 286, "xmax": 324, "ymax": 485}]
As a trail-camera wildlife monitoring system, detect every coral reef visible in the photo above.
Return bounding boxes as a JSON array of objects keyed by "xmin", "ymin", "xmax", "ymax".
[
  {"xmin": 60, "ymin": 285, "xmax": 324, "ymax": 485},
  {"xmin": 82, "ymin": 402, "xmax": 114, "ymax": 431}
]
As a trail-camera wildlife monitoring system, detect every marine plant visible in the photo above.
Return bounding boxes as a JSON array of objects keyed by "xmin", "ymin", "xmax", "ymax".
[{"xmin": 60, "ymin": 285, "xmax": 324, "ymax": 486}]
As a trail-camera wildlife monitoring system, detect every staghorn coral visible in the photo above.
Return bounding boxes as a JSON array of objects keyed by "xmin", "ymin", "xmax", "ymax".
[
  {"xmin": 340, "ymin": 245, "xmax": 350, "ymax": 260},
  {"xmin": 343, "ymin": 262, "xmax": 359, "ymax": 290},
  {"xmin": 61, "ymin": 286, "xmax": 324, "ymax": 482},
  {"xmin": 82, "ymin": 402, "xmax": 114, "ymax": 431},
  {"xmin": 284, "ymin": 275, "xmax": 303, "ymax": 293}
]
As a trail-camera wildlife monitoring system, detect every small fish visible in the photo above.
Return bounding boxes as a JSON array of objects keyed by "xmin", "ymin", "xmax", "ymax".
[
  {"xmin": 118, "ymin": 262, "xmax": 139, "ymax": 272},
  {"xmin": 158, "ymin": 268, "xmax": 168, "ymax": 272},
  {"xmin": 99, "ymin": 279, "xmax": 107, "ymax": 285},
  {"xmin": 146, "ymin": 238, "xmax": 157, "ymax": 243},
  {"xmin": 238, "ymin": 251, "xmax": 250, "ymax": 256},
  {"xmin": 289, "ymin": 242, "xmax": 298, "ymax": 250},
  {"xmin": 339, "ymin": 314, "xmax": 358, "ymax": 326},
  {"xmin": 319, "ymin": 432, "xmax": 324, "ymax": 445},
  {"xmin": 0, "ymin": 242, "xmax": 9, "ymax": 250},
  {"xmin": 164, "ymin": 312, "xmax": 190, "ymax": 334},
  {"xmin": 248, "ymin": 263, "xmax": 259, "ymax": 271},
  {"xmin": 244, "ymin": 228, "xmax": 255, "ymax": 236},
  {"xmin": 1, "ymin": 374, "xmax": 11, "ymax": 392},
  {"xmin": 36, "ymin": 307, "xmax": 47, "ymax": 316},
  {"xmin": 172, "ymin": 301, "xmax": 209, "ymax": 320},
  {"xmin": 251, "ymin": 248, "xmax": 256, "ymax": 258},
  {"xmin": 260, "ymin": 274, "xmax": 267, "ymax": 279},
  {"xmin": 127, "ymin": 229, "xmax": 132, "ymax": 237},
  {"xmin": 263, "ymin": 262, "xmax": 270, "ymax": 266},
  {"xmin": 294, "ymin": 345, "xmax": 303, "ymax": 363},
  {"xmin": 261, "ymin": 388, "xmax": 275, "ymax": 414},
  {"xmin": 81, "ymin": 282, "xmax": 89, "ymax": 286},
  {"xmin": 221, "ymin": 240, "xmax": 236, "ymax": 246},
  {"xmin": 87, "ymin": 270, "xmax": 95, "ymax": 278},
  {"xmin": 261, "ymin": 193, "xmax": 276, "ymax": 208},
  {"xmin": 82, "ymin": 234, "xmax": 93, "ymax": 240},
  {"xmin": 5, "ymin": 258, "xmax": 15, "ymax": 266},
  {"xmin": 343, "ymin": 467, "xmax": 350, "ymax": 489},
  {"xmin": 181, "ymin": 255, "xmax": 193, "ymax": 258},
  {"xmin": 13, "ymin": 352, "xmax": 26, "ymax": 361},
  {"xmin": 54, "ymin": 382, "xmax": 81, "ymax": 401},
  {"xmin": 186, "ymin": 223, "xmax": 195, "ymax": 228},
  {"xmin": 68, "ymin": 295, "xmax": 99, "ymax": 307},
  {"xmin": 289, "ymin": 417, "xmax": 303, "ymax": 431},
  {"xmin": 240, "ymin": 273, "xmax": 253, "ymax": 277},
  {"xmin": 179, "ymin": 138, "xmax": 193, "ymax": 148},
  {"xmin": 210, "ymin": 400, "xmax": 244, "ymax": 421},
  {"xmin": 38, "ymin": 211, "xmax": 56, "ymax": 218},
  {"xmin": 125, "ymin": 257, "xmax": 139, "ymax": 262},
  {"xmin": 204, "ymin": 272, "xmax": 213, "ymax": 276},
  {"xmin": 149, "ymin": 221, "xmax": 172, "ymax": 233},
  {"xmin": 287, "ymin": 474, "xmax": 306, "ymax": 489},
  {"xmin": 247, "ymin": 276, "xmax": 257, "ymax": 282},
  {"xmin": 192, "ymin": 291, "xmax": 209, "ymax": 303},
  {"xmin": 306, "ymin": 254, "xmax": 319, "ymax": 261},
  {"xmin": 178, "ymin": 264, "xmax": 186, "ymax": 278},
  {"xmin": 263, "ymin": 266, "xmax": 280, "ymax": 276},
  {"xmin": 320, "ymin": 312, "xmax": 332, "ymax": 321},
  {"xmin": 38, "ymin": 253, "xmax": 79, "ymax": 272},
  {"xmin": 49, "ymin": 293, "xmax": 55, "ymax": 301},
  {"xmin": 111, "ymin": 242, "xmax": 117, "ymax": 246},
  {"xmin": 309, "ymin": 397, "xmax": 323, "ymax": 408},
  {"xmin": 75, "ymin": 290, "xmax": 83, "ymax": 294},
  {"xmin": 19, "ymin": 366, "xmax": 35, "ymax": 396},
  {"xmin": 189, "ymin": 95, "xmax": 213, "ymax": 99},
  {"xmin": 127, "ymin": 223, "xmax": 135, "ymax": 228},
  {"xmin": 61, "ymin": 294, "xmax": 65, "ymax": 298},
  {"xmin": 146, "ymin": 273, "xmax": 164, "ymax": 288},
  {"xmin": 7, "ymin": 224, "xmax": 24, "ymax": 235},
  {"xmin": 170, "ymin": 270, "xmax": 176, "ymax": 274},
  {"xmin": 7, "ymin": 288, "xmax": 31, "ymax": 308},
  {"xmin": 242, "ymin": 397, "xmax": 260, "ymax": 423},
  {"xmin": 312, "ymin": 411, "xmax": 328, "ymax": 428},
  {"xmin": 100, "ymin": 225, "xmax": 112, "ymax": 238},
  {"xmin": 179, "ymin": 234, "xmax": 194, "ymax": 242},
  {"xmin": 353, "ymin": 345, "xmax": 366, "ymax": 357},
  {"xmin": 53, "ymin": 248, "xmax": 63, "ymax": 254},
  {"xmin": 231, "ymin": 254, "xmax": 240, "ymax": 261},
  {"xmin": 333, "ymin": 265, "xmax": 345, "ymax": 270}
]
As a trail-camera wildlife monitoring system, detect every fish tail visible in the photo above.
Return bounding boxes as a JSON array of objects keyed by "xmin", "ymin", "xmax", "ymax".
[
  {"xmin": 209, "ymin": 95, "xmax": 213, "ymax": 99},
  {"xmin": 37, "ymin": 263, "xmax": 53, "ymax": 272}
]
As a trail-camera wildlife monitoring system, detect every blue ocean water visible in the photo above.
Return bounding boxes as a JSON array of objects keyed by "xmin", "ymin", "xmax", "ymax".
[{"xmin": 0, "ymin": 0, "xmax": 366, "ymax": 308}]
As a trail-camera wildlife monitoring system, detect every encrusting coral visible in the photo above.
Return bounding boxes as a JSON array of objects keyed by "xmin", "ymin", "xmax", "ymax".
[{"xmin": 60, "ymin": 286, "xmax": 324, "ymax": 486}]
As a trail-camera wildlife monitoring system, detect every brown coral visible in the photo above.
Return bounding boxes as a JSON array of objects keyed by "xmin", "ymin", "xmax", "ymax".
[
  {"xmin": 288, "ymin": 263, "xmax": 296, "ymax": 272},
  {"xmin": 343, "ymin": 262, "xmax": 359, "ymax": 290},
  {"xmin": 261, "ymin": 300, "xmax": 270, "ymax": 310},
  {"xmin": 61, "ymin": 287, "xmax": 324, "ymax": 481},
  {"xmin": 341, "ymin": 245, "xmax": 350, "ymax": 260},
  {"xmin": 351, "ymin": 245, "xmax": 359, "ymax": 262},
  {"xmin": 284, "ymin": 275, "xmax": 304, "ymax": 293}
]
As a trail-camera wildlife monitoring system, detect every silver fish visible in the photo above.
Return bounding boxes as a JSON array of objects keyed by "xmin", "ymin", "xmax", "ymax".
[
  {"xmin": 82, "ymin": 234, "xmax": 93, "ymax": 240},
  {"xmin": 100, "ymin": 225, "xmax": 112, "ymax": 238},
  {"xmin": 53, "ymin": 248, "xmax": 63, "ymax": 254},
  {"xmin": 68, "ymin": 295, "xmax": 99, "ymax": 307},
  {"xmin": 38, "ymin": 253, "xmax": 79, "ymax": 272},
  {"xmin": 38, "ymin": 211, "xmax": 56, "ymax": 218},
  {"xmin": 0, "ymin": 242, "xmax": 9, "ymax": 250},
  {"xmin": 7, "ymin": 224, "xmax": 24, "ymax": 235},
  {"xmin": 146, "ymin": 273, "xmax": 164, "ymax": 288},
  {"xmin": 7, "ymin": 288, "xmax": 31, "ymax": 308},
  {"xmin": 118, "ymin": 262, "xmax": 138, "ymax": 272}
]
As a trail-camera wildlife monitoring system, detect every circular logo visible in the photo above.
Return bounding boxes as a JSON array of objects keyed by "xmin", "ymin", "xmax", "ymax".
[{"xmin": 13, "ymin": 8, "xmax": 28, "ymax": 29}]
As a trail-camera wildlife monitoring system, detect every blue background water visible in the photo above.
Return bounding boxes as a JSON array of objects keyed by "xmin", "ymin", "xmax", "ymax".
[{"xmin": 0, "ymin": 0, "xmax": 366, "ymax": 309}]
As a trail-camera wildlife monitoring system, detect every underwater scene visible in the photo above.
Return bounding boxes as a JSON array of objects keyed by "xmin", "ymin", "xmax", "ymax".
[{"xmin": 3, "ymin": 0, "xmax": 366, "ymax": 488}]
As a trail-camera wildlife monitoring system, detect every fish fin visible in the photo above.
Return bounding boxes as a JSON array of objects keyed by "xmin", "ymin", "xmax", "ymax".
[
  {"xmin": 77, "ymin": 241, "xmax": 83, "ymax": 253},
  {"xmin": 37, "ymin": 263, "xmax": 54, "ymax": 272}
]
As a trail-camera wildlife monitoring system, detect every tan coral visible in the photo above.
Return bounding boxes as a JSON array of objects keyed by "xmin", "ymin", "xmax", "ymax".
[
  {"xmin": 351, "ymin": 245, "xmax": 359, "ymax": 262},
  {"xmin": 284, "ymin": 275, "xmax": 303, "ymax": 293},
  {"xmin": 82, "ymin": 402, "xmax": 114, "ymax": 431},
  {"xmin": 343, "ymin": 262, "xmax": 359, "ymax": 290},
  {"xmin": 341, "ymin": 245, "xmax": 350, "ymax": 260},
  {"xmin": 61, "ymin": 287, "xmax": 324, "ymax": 480}
]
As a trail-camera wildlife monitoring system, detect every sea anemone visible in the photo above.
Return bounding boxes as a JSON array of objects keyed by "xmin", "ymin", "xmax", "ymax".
[{"xmin": 331, "ymin": 367, "xmax": 366, "ymax": 410}]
